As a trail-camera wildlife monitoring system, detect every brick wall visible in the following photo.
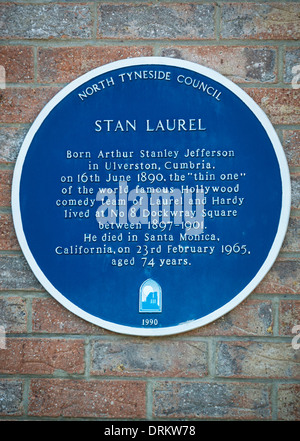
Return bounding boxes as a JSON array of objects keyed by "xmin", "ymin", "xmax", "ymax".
[{"xmin": 0, "ymin": 1, "xmax": 299, "ymax": 421}]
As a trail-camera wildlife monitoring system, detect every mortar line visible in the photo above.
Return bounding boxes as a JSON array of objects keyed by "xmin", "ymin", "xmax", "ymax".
[
  {"xmin": 146, "ymin": 379, "xmax": 154, "ymax": 420},
  {"xmin": 215, "ymin": 1, "xmax": 221, "ymax": 41},
  {"xmin": 23, "ymin": 378, "xmax": 30, "ymax": 418},
  {"xmin": 1, "ymin": 40, "xmax": 300, "ymax": 48},
  {"xmin": 271, "ymin": 382, "xmax": 279, "ymax": 420},
  {"xmin": 273, "ymin": 296, "xmax": 280, "ymax": 336}
]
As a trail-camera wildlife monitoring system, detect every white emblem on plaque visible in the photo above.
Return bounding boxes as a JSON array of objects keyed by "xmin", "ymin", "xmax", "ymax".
[{"xmin": 139, "ymin": 279, "xmax": 162, "ymax": 313}]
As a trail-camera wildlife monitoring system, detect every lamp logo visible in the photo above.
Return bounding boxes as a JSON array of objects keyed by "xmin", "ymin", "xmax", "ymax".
[{"xmin": 139, "ymin": 279, "xmax": 162, "ymax": 313}]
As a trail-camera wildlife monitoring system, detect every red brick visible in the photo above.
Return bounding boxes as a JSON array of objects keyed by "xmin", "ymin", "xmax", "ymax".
[
  {"xmin": 216, "ymin": 341, "xmax": 300, "ymax": 378},
  {"xmin": 221, "ymin": 3, "xmax": 300, "ymax": 40},
  {"xmin": 0, "ymin": 212, "xmax": 20, "ymax": 251},
  {"xmin": 0, "ymin": 338, "xmax": 85, "ymax": 375},
  {"xmin": 279, "ymin": 300, "xmax": 300, "ymax": 336},
  {"xmin": 153, "ymin": 381, "xmax": 272, "ymax": 420},
  {"xmin": 0, "ymin": 87, "xmax": 59, "ymax": 124},
  {"xmin": 0, "ymin": 46, "xmax": 34, "ymax": 83},
  {"xmin": 37, "ymin": 46, "xmax": 154, "ymax": 83},
  {"xmin": 282, "ymin": 130, "xmax": 300, "ymax": 167},
  {"xmin": 32, "ymin": 297, "xmax": 108, "ymax": 335},
  {"xmin": 28, "ymin": 378, "xmax": 146, "ymax": 418},
  {"xmin": 161, "ymin": 46, "xmax": 277, "ymax": 83},
  {"xmin": 245, "ymin": 88, "xmax": 300, "ymax": 125},
  {"xmin": 0, "ymin": 297, "xmax": 27, "ymax": 333},
  {"xmin": 91, "ymin": 339, "xmax": 208, "ymax": 377},
  {"xmin": 277, "ymin": 384, "xmax": 300, "ymax": 420},
  {"xmin": 189, "ymin": 299, "xmax": 273, "ymax": 336},
  {"xmin": 0, "ymin": 170, "xmax": 12, "ymax": 207}
]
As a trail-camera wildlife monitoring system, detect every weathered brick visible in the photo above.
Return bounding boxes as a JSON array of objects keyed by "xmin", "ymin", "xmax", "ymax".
[
  {"xmin": 32, "ymin": 297, "xmax": 107, "ymax": 335},
  {"xmin": 279, "ymin": 300, "xmax": 300, "ymax": 336},
  {"xmin": 281, "ymin": 216, "xmax": 300, "ymax": 253},
  {"xmin": 0, "ymin": 0, "xmax": 298, "ymax": 423},
  {"xmin": 291, "ymin": 173, "xmax": 300, "ymax": 210},
  {"xmin": 28, "ymin": 378, "xmax": 146, "ymax": 418},
  {"xmin": 0, "ymin": 87, "xmax": 59, "ymax": 124},
  {"xmin": 161, "ymin": 46, "xmax": 277, "ymax": 83},
  {"xmin": 37, "ymin": 46, "xmax": 154, "ymax": 83},
  {"xmin": 277, "ymin": 384, "xmax": 300, "ymax": 420},
  {"xmin": 0, "ymin": 379, "xmax": 23, "ymax": 416},
  {"xmin": 98, "ymin": 3, "xmax": 215, "ymax": 40},
  {"xmin": 0, "ymin": 255, "xmax": 42, "ymax": 291},
  {"xmin": 254, "ymin": 259, "xmax": 300, "ymax": 294},
  {"xmin": 221, "ymin": 3, "xmax": 300, "ymax": 40},
  {"xmin": 190, "ymin": 299, "xmax": 273, "ymax": 336},
  {"xmin": 0, "ymin": 46, "xmax": 34, "ymax": 83},
  {"xmin": 153, "ymin": 381, "xmax": 271, "ymax": 420},
  {"xmin": 284, "ymin": 47, "xmax": 300, "ymax": 84},
  {"xmin": 0, "ymin": 213, "xmax": 20, "ymax": 251},
  {"xmin": 0, "ymin": 126, "xmax": 28, "ymax": 164},
  {"xmin": 245, "ymin": 88, "xmax": 300, "ymax": 125},
  {"xmin": 216, "ymin": 341, "xmax": 300, "ymax": 378},
  {"xmin": 0, "ymin": 297, "xmax": 27, "ymax": 333},
  {"xmin": 0, "ymin": 3, "xmax": 93, "ymax": 40},
  {"xmin": 283, "ymin": 130, "xmax": 300, "ymax": 168},
  {"xmin": 0, "ymin": 170, "xmax": 12, "ymax": 207},
  {"xmin": 0, "ymin": 338, "xmax": 85, "ymax": 375},
  {"xmin": 91, "ymin": 339, "xmax": 208, "ymax": 377}
]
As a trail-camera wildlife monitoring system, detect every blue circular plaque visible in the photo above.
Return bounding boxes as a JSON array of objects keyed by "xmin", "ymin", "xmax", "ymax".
[{"xmin": 12, "ymin": 57, "xmax": 291, "ymax": 336}]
